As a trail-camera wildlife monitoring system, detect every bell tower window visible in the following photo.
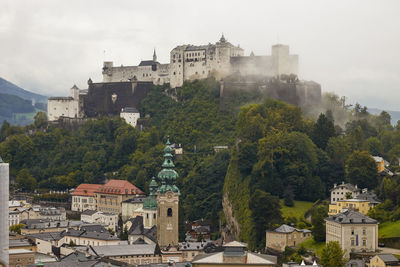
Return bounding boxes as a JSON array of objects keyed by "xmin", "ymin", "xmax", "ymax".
[{"xmin": 167, "ymin": 208, "xmax": 173, "ymax": 217}]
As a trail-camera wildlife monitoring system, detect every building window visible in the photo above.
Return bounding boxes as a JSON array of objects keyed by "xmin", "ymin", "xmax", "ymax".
[
  {"xmin": 363, "ymin": 228, "xmax": 366, "ymax": 235},
  {"xmin": 167, "ymin": 208, "xmax": 172, "ymax": 217},
  {"xmin": 351, "ymin": 239, "xmax": 354, "ymax": 246},
  {"xmin": 351, "ymin": 229, "xmax": 354, "ymax": 235},
  {"xmin": 363, "ymin": 239, "xmax": 366, "ymax": 246}
]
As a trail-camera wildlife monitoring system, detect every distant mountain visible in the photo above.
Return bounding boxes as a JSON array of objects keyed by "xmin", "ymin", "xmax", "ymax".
[
  {"xmin": 0, "ymin": 77, "xmax": 47, "ymax": 104},
  {"xmin": 369, "ymin": 108, "xmax": 400, "ymax": 125}
]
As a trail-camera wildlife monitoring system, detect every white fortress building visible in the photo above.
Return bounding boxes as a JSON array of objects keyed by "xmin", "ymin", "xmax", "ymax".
[{"xmin": 102, "ymin": 34, "xmax": 298, "ymax": 88}]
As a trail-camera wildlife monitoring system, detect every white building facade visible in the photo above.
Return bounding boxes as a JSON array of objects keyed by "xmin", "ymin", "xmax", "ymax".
[
  {"xmin": 330, "ymin": 182, "xmax": 360, "ymax": 204},
  {"xmin": 0, "ymin": 157, "xmax": 9, "ymax": 266},
  {"xmin": 120, "ymin": 107, "xmax": 140, "ymax": 127},
  {"xmin": 47, "ymin": 85, "xmax": 86, "ymax": 121}
]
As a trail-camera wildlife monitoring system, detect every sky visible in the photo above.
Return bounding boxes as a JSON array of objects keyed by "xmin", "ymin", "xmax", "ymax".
[{"xmin": 0, "ymin": 0, "xmax": 399, "ymax": 110}]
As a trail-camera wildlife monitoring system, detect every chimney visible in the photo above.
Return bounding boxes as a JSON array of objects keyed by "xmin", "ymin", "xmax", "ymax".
[
  {"xmin": 362, "ymin": 188, "xmax": 368, "ymax": 194},
  {"xmin": 334, "ymin": 183, "xmax": 337, "ymax": 188},
  {"xmin": 342, "ymin": 181, "xmax": 345, "ymax": 185},
  {"xmin": 355, "ymin": 184, "xmax": 358, "ymax": 189}
]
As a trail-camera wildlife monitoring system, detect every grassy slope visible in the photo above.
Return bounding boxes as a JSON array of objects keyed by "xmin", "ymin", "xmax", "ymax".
[
  {"xmin": 280, "ymin": 199, "xmax": 315, "ymax": 220},
  {"xmin": 379, "ymin": 221, "xmax": 400, "ymax": 238},
  {"xmin": 300, "ymin": 237, "xmax": 325, "ymax": 257}
]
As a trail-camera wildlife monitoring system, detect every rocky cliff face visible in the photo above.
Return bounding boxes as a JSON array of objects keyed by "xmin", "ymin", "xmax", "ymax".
[{"xmin": 222, "ymin": 191, "xmax": 240, "ymax": 241}]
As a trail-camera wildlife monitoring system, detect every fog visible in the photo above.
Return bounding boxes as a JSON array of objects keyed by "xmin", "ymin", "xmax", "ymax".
[{"xmin": 0, "ymin": 0, "xmax": 399, "ymax": 110}]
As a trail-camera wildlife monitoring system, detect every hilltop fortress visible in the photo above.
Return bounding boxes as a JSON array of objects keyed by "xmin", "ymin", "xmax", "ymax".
[
  {"xmin": 48, "ymin": 35, "xmax": 319, "ymax": 122},
  {"xmin": 102, "ymin": 34, "xmax": 298, "ymax": 88}
]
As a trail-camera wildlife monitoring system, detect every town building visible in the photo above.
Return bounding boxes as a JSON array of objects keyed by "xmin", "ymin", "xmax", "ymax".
[
  {"xmin": 120, "ymin": 107, "xmax": 140, "ymax": 127},
  {"xmin": 346, "ymin": 259, "xmax": 366, "ymax": 267},
  {"xmin": 0, "ymin": 156, "xmax": 9, "ymax": 267},
  {"xmin": 71, "ymin": 183, "xmax": 103, "ymax": 212},
  {"xmin": 373, "ymin": 156, "xmax": 386, "ymax": 173},
  {"xmin": 20, "ymin": 219, "xmax": 71, "ymax": 235},
  {"xmin": 142, "ymin": 177, "xmax": 158, "ymax": 229},
  {"xmin": 356, "ymin": 189, "xmax": 381, "ymax": 207},
  {"xmin": 61, "ymin": 228, "xmax": 120, "ymax": 246},
  {"xmin": 95, "ymin": 179, "xmax": 145, "ymax": 214},
  {"xmin": 369, "ymin": 254, "xmax": 400, "ymax": 267},
  {"xmin": 126, "ymin": 216, "xmax": 157, "ymax": 245},
  {"xmin": 81, "ymin": 210, "xmax": 118, "ymax": 231},
  {"xmin": 156, "ymin": 140, "xmax": 180, "ymax": 248},
  {"xmin": 178, "ymin": 241, "xmax": 213, "ymax": 262},
  {"xmin": 8, "ymin": 249, "xmax": 35, "ymax": 267},
  {"xmin": 87, "ymin": 244, "xmax": 162, "ymax": 265},
  {"xmin": 121, "ymin": 196, "xmax": 146, "ymax": 221},
  {"xmin": 9, "ymin": 238, "xmax": 36, "ymax": 252},
  {"xmin": 9, "ymin": 210, "xmax": 20, "ymax": 226},
  {"xmin": 283, "ymin": 261, "xmax": 320, "ymax": 267},
  {"xmin": 25, "ymin": 231, "xmax": 64, "ymax": 255},
  {"xmin": 192, "ymin": 241, "xmax": 277, "ymax": 267},
  {"xmin": 328, "ymin": 199, "xmax": 371, "ymax": 216},
  {"xmin": 330, "ymin": 182, "xmax": 360, "ymax": 204},
  {"xmin": 185, "ymin": 219, "xmax": 212, "ymax": 242},
  {"xmin": 39, "ymin": 207, "xmax": 66, "ymax": 221},
  {"xmin": 325, "ymin": 210, "xmax": 378, "ymax": 257},
  {"xmin": 265, "ymin": 224, "xmax": 312, "ymax": 251}
]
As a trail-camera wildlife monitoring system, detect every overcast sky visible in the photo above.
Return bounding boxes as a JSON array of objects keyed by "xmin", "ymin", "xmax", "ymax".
[{"xmin": 1, "ymin": 0, "xmax": 399, "ymax": 110}]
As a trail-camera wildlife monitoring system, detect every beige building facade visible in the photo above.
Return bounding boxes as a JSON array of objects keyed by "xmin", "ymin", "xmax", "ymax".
[
  {"xmin": 9, "ymin": 249, "xmax": 35, "ymax": 267},
  {"xmin": 328, "ymin": 199, "xmax": 371, "ymax": 215},
  {"xmin": 370, "ymin": 254, "xmax": 400, "ymax": 267},
  {"xmin": 325, "ymin": 210, "xmax": 378, "ymax": 257},
  {"xmin": 266, "ymin": 224, "xmax": 312, "ymax": 251}
]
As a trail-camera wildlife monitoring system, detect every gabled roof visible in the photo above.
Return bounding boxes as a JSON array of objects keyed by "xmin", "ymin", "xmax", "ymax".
[
  {"xmin": 81, "ymin": 209, "xmax": 98, "ymax": 216},
  {"xmin": 376, "ymin": 254, "xmax": 399, "ymax": 263},
  {"xmin": 72, "ymin": 184, "xmax": 103, "ymax": 197},
  {"xmin": 89, "ymin": 244, "xmax": 158, "ymax": 257},
  {"xmin": 138, "ymin": 60, "xmax": 158, "ymax": 66},
  {"xmin": 268, "ymin": 224, "xmax": 311, "ymax": 234},
  {"xmin": 331, "ymin": 182, "xmax": 359, "ymax": 192},
  {"xmin": 97, "ymin": 179, "xmax": 145, "ymax": 195},
  {"xmin": 325, "ymin": 210, "xmax": 378, "ymax": 224}
]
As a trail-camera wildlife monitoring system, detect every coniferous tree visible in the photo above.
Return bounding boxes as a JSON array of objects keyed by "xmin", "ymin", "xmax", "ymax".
[{"xmin": 321, "ymin": 241, "xmax": 346, "ymax": 267}]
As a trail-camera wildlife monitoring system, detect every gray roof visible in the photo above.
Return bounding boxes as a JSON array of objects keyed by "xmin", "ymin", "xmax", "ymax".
[
  {"xmin": 9, "ymin": 239, "xmax": 33, "ymax": 248},
  {"xmin": 346, "ymin": 259, "xmax": 365, "ymax": 267},
  {"xmin": 179, "ymin": 241, "xmax": 211, "ymax": 251},
  {"xmin": 62, "ymin": 228, "xmax": 118, "ymax": 241},
  {"xmin": 270, "ymin": 224, "xmax": 311, "ymax": 234},
  {"xmin": 138, "ymin": 60, "xmax": 158, "ymax": 66},
  {"xmin": 325, "ymin": 210, "xmax": 378, "ymax": 224},
  {"xmin": 48, "ymin": 96, "xmax": 74, "ymax": 101},
  {"xmin": 123, "ymin": 197, "xmax": 146, "ymax": 204},
  {"xmin": 121, "ymin": 107, "xmax": 139, "ymax": 113},
  {"xmin": 356, "ymin": 192, "xmax": 381, "ymax": 204},
  {"xmin": 81, "ymin": 210, "xmax": 98, "ymax": 216},
  {"xmin": 89, "ymin": 244, "xmax": 158, "ymax": 257},
  {"xmin": 377, "ymin": 254, "xmax": 399, "ymax": 263},
  {"xmin": 331, "ymin": 183, "xmax": 359, "ymax": 192},
  {"xmin": 26, "ymin": 231, "xmax": 64, "ymax": 241}
]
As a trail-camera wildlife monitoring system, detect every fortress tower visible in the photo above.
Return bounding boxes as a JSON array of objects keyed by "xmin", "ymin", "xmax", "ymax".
[{"xmin": 156, "ymin": 140, "xmax": 180, "ymax": 248}]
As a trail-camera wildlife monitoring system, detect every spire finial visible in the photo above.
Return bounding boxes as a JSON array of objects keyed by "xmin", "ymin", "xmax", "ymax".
[
  {"xmin": 220, "ymin": 33, "xmax": 226, "ymax": 43},
  {"xmin": 153, "ymin": 48, "xmax": 157, "ymax": 62}
]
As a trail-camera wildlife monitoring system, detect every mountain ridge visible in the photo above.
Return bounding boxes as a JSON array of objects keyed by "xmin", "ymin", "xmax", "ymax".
[{"xmin": 0, "ymin": 77, "xmax": 47, "ymax": 104}]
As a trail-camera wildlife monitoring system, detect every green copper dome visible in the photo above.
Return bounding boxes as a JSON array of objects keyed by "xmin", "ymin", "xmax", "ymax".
[{"xmin": 157, "ymin": 139, "xmax": 180, "ymax": 194}]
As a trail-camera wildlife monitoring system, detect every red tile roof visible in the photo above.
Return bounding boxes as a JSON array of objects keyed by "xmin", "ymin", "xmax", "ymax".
[
  {"xmin": 72, "ymin": 184, "xmax": 103, "ymax": 197},
  {"xmin": 96, "ymin": 179, "xmax": 145, "ymax": 195}
]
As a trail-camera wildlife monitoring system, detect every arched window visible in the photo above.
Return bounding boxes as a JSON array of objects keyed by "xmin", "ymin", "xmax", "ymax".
[{"xmin": 167, "ymin": 208, "xmax": 173, "ymax": 217}]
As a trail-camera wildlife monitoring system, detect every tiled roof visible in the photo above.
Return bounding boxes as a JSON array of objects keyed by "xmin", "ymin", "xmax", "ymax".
[
  {"xmin": 377, "ymin": 254, "xmax": 399, "ymax": 263},
  {"xmin": 269, "ymin": 224, "xmax": 311, "ymax": 234},
  {"xmin": 97, "ymin": 179, "xmax": 145, "ymax": 195},
  {"xmin": 331, "ymin": 182, "xmax": 359, "ymax": 192},
  {"xmin": 325, "ymin": 210, "xmax": 378, "ymax": 224},
  {"xmin": 81, "ymin": 209, "xmax": 98, "ymax": 216},
  {"xmin": 356, "ymin": 192, "xmax": 381, "ymax": 204},
  {"xmin": 192, "ymin": 252, "xmax": 276, "ymax": 264},
  {"xmin": 89, "ymin": 244, "xmax": 158, "ymax": 257},
  {"xmin": 138, "ymin": 60, "xmax": 158, "ymax": 66},
  {"xmin": 62, "ymin": 228, "xmax": 118, "ymax": 241},
  {"xmin": 72, "ymin": 184, "xmax": 103, "ymax": 197}
]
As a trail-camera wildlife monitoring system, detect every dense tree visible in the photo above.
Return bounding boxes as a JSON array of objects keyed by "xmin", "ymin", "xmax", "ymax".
[
  {"xmin": 311, "ymin": 205, "xmax": 327, "ymax": 242},
  {"xmin": 34, "ymin": 111, "xmax": 48, "ymax": 129},
  {"xmin": 311, "ymin": 113, "xmax": 336, "ymax": 150},
  {"xmin": 346, "ymin": 151, "xmax": 378, "ymax": 190},
  {"xmin": 16, "ymin": 169, "xmax": 37, "ymax": 192},
  {"xmin": 249, "ymin": 189, "xmax": 283, "ymax": 250},
  {"xmin": 320, "ymin": 241, "xmax": 346, "ymax": 267}
]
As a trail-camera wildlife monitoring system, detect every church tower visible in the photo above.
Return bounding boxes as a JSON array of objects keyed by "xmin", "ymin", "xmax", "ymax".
[{"xmin": 156, "ymin": 139, "xmax": 180, "ymax": 248}]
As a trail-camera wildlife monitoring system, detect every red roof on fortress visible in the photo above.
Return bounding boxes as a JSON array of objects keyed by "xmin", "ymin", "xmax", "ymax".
[
  {"xmin": 72, "ymin": 184, "xmax": 103, "ymax": 197},
  {"xmin": 96, "ymin": 179, "xmax": 145, "ymax": 195}
]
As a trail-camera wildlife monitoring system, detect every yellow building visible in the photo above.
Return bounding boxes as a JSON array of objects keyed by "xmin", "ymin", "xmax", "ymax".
[
  {"xmin": 370, "ymin": 254, "xmax": 400, "ymax": 267},
  {"xmin": 265, "ymin": 224, "xmax": 312, "ymax": 251},
  {"xmin": 373, "ymin": 156, "xmax": 386, "ymax": 173},
  {"xmin": 328, "ymin": 199, "xmax": 371, "ymax": 215}
]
